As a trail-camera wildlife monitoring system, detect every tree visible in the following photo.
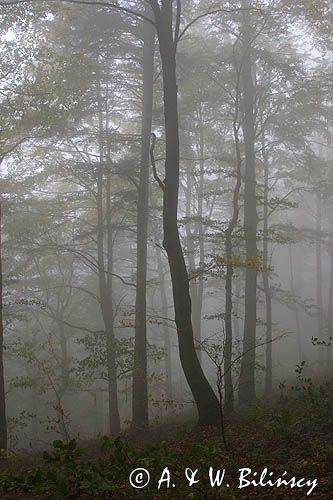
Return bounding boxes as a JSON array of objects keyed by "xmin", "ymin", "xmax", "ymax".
[
  {"xmin": 238, "ymin": 1, "xmax": 258, "ymax": 404},
  {"xmin": 0, "ymin": 198, "xmax": 7, "ymax": 452},
  {"xmin": 223, "ymin": 73, "xmax": 242, "ymax": 412},
  {"xmin": 132, "ymin": 10, "xmax": 155, "ymax": 428},
  {"xmin": 149, "ymin": 0, "xmax": 219, "ymax": 425}
]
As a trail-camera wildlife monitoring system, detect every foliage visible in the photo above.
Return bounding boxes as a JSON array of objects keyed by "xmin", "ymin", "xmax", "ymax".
[
  {"xmin": 75, "ymin": 333, "xmax": 165, "ymax": 385},
  {"xmin": 0, "ymin": 383, "xmax": 332, "ymax": 498}
]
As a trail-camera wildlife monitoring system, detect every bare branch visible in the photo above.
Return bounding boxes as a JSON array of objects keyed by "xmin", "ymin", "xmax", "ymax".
[
  {"xmin": 177, "ymin": 6, "xmax": 264, "ymax": 43},
  {"xmin": 0, "ymin": 0, "xmax": 156, "ymax": 26},
  {"xmin": 150, "ymin": 132, "xmax": 165, "ymax": 191}
]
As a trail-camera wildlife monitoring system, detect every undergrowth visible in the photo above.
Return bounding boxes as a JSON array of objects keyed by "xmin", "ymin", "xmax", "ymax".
[{"xmin": 0, "ymin": 377, "xmax": 332, "ymax": 499}]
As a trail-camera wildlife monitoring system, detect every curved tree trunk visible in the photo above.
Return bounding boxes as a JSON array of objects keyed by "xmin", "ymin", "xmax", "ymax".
[{"xmin": 151, "ymin": 0, "xmax": 219, "ymax": 426}]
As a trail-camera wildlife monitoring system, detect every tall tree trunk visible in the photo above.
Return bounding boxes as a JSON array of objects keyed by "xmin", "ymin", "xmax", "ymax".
[
  {"xmin": 224, "ymin": 95, "xmax": 242, "ymax": 413},
  {"xmin": 56, "ymin": 316, "xmax": 70, "ymax": 441},
  {"xmin": 24, "ymin": 285, "xmax": 38, "ymax": 445},
  {"xmin": 132, "ymin": 13, "xmax": 155, "ymax": 428},
  {"xmin": 192, "ymin": 105, "xmax": 205, "ymax": 364},
  {"xmin": 96, "ymin": 79, "xmax": 120, "ymax": 434},
  {"xmin": 327, "ymin": 242, "xmax": 333, "ymax": 366},
  {"xmin": 184, "ymin": 156, "xmax": 201, "ymax": 363},
  {"xmin": 261, "ymin": 133, "xmax": 273, "ymax": 398},
  {"xmin": 316, "ymin": 192, "xmax": 324, "ymax": 362},
  {"xmin": 105, "ymin": 170, "xmax": 121, "ymax": 434},
  {"xmin": 326, "ymin": 244, "xmax": 333, "ymax": 367},
  {"xmin": 224, "ymin": 237, "xmax": 234, "ymax": 412},
  {"xmin": 239, "ymin": 2, "xmax": 258, "ymax": 404},
  {"xmin": 233, "ymin": 276, "xmax": 241, "ymax": 342},
  {"xmin": 289, "ymin": 244, "xmax": 303, "ymax": 362},
  {"xmin": 156, "ymin": 243, "xmax": 173, "ymax": 401},
  {"xmin": 0, "ymin": 202, "xmax": 7, "ymax": 452},
  {"xmin": 151, "ymin": 0, "xmax": 219, "ymax": 425},
  {"xmin": 57, "ymin": 318, "xmax": 69, "ymax": 402}
]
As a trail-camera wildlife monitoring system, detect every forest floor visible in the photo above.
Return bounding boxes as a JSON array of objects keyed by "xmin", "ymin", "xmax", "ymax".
[{"xmin": 0, "ymin": 382, "xmax": 332, "ymax": 499}]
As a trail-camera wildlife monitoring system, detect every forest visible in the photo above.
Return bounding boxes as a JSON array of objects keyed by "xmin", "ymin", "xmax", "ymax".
[{"xmin": 0, "ymin": 0, "xmax": 332, "ymax": 498}]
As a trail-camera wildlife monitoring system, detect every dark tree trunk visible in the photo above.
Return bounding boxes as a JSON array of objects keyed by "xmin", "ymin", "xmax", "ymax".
[
  {"xmin": 239, "ymin": 2, "xmax": 258, "ymax": 404},
  {"xmin": 150, "ymin": 0, "xmax": 219, "ymax": 425},
  {"xmin": 132, "ymin": 13, "xmax": 155, "ymax": 428},
  {"xmin": 0, "ymin": 202, "xmax": 7, "ymax": 452}
]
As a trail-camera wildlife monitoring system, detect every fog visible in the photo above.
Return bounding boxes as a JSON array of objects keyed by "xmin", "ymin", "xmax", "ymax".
[{"xmin": 0, "ymin": 0, "xmax": 332, "ymax": 454}]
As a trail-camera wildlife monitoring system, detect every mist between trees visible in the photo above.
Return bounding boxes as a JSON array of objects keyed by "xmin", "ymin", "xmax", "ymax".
[{"xmin": 0, "ymin": 0, "xmax": 332, "ymax": 452}]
